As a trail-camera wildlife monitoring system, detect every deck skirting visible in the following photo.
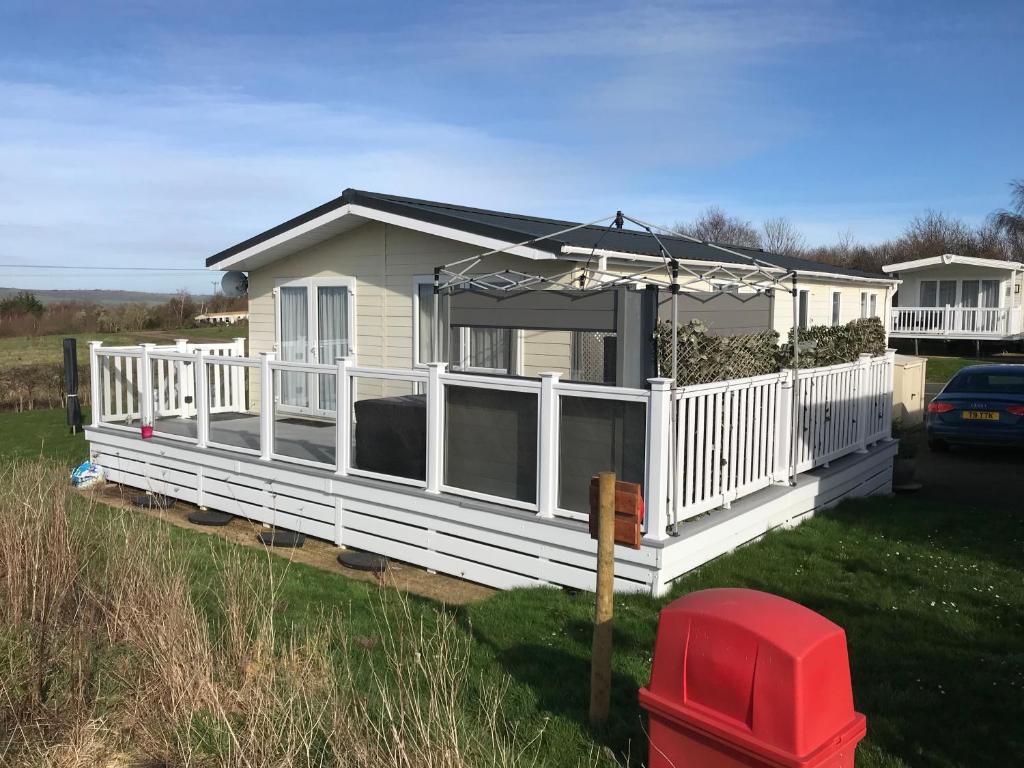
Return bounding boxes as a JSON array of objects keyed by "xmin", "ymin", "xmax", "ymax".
[{"xmin": 87, "ymin": 427, "xmax": 894, "ymax": 596}]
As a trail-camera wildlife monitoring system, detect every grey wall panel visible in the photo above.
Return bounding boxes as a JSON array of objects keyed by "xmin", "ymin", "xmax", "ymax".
[
  {"xmin": 448, "ymin": 289, "xmax": 618, "ymax": 332},
  {"xmin": 658, "ymin": 291, "xmax": 772, "ymax": 336}
]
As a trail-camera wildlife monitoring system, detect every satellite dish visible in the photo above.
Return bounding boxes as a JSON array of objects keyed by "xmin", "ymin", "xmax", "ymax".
[{"xmin": 221, "ymin": 271, "xmax": 248, "ymax": 297}]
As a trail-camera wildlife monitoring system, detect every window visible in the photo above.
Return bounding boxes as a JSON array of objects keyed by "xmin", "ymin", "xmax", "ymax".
[
  {"xmin": 831, "ymin": 292, "xmax": 841, "ymax": 326},
  {"xmin": 860, "ymin": 291, "xmax": 868, "ymax": 318},
  {"xmin": 414, "ymin": 280, "xmax": 436, "ymax": 366},
  {"xmin": 981, "ymin": 280, "xmax": 1000, "ymax": 308},
  {"xmin": 919, "ymin": 281, "xmax": 937, "ymax": 307},
  {"xmin": 869, "ymin": 293, "xmax": 878, "ymax": 317},
  {"xmin": 946, "ymin": 371, "xmax": 1024, "ymax": 395},
  {"xmin": 450, "ymin": 327, "xmax": 514, "ymax": 374},
  {"xmin": 798, "ymin": 290, "xmax": 810, "ymax": 330},
  {"xmin": 938, "ymin": 281, "xmax": 957, "ymax": 307},
  {"xmin": 275, "ymin": 277, "xmax": 355, "ymax": 414}
]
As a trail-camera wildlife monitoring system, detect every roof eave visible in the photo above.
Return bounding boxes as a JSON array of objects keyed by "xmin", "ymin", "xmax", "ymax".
[{"xmin": 207, "ymin": 199, "xmax": 558, "ymax": 272}]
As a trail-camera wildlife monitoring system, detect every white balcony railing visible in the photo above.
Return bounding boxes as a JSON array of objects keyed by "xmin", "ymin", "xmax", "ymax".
[
  {"xmin": 88, "ymin": 340, "xmax": 895, "ymax": 541},
  {"xmin": 889, "ymin": 306, "xmax": 1011, "ymax": 337}
]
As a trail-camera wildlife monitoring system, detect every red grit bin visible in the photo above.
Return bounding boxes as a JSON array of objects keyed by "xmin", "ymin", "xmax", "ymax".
[{"xmin": 639, "ymin": 589, "xmax": 866, "ymax": 768}]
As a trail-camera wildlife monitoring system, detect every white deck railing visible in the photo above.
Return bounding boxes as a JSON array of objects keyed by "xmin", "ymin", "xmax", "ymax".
[
  {"xmin": 88, "ymin": 341, "xmax": 894, "ymax": 541},
  {"xmin": 89, "ymin": 338, "xmax": 246, "ymax": 424},
  {"xmin": 890, "ymin": 306, "xmax": 1011, "ymax": 336},
  {"xmin": 671, "ymin": 351, "xmax": 893, "ymax": 522}
]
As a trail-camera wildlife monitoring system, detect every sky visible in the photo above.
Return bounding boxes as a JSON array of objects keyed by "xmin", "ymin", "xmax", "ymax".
[{"xmin": 0, "ymin": 0, "xmax": 1022, "ymax": 293}]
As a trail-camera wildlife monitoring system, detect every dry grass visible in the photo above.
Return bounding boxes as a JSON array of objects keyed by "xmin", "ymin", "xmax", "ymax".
[{"xmin": 0, "ymin": 460, "xmax": 551, "ymax": 768}]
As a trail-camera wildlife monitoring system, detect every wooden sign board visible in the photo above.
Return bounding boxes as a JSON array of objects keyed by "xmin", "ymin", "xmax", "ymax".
[{"xmin": 588, "ymin": 476, "xmax": 643, "ymax": 550}]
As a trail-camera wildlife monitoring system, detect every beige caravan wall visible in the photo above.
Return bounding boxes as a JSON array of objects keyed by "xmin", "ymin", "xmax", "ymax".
[
  {"xmin": 771, "ymin": 279, "xmax": 892, "ymax": 338},
  {"xmin": 245, "ymin": 222, "xmax": 576, "ymax": 388}
]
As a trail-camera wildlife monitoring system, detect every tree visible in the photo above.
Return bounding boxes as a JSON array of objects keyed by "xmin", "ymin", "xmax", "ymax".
[
  {"xmin": 0, "ymin": 291, "xmax": 44, "ymax": 317},
  {"xmin": 761, "ymin": 217, "xmax": 805, "ymax": 256},
  {"xmin": 675, "ymin": 206, "xmax": 762, "ymax": 248},
  {"xmin": 990, "ymin": 179, "xmax": 1024, "ymax": 261}
]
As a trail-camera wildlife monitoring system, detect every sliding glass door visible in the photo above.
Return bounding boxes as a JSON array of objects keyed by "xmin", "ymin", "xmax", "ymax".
[{"xmin": 276, "ymin": 279, "xmax": 354, "ymax": 415}]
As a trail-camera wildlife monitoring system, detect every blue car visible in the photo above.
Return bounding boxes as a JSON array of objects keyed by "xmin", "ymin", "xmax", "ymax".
[{"xmin": 927, "ymin": 364, "xmax": 1024, "ymax": 451}]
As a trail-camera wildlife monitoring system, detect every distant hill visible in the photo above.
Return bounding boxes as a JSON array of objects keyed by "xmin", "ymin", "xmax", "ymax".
[{"xmin": 0, "ymin": 288, "xmax": 213, "ymax": 305}]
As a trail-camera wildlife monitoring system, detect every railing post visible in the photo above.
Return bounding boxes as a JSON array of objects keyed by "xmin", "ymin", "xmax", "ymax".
[
  {"xmin": 259, "ymin": 352, "xmax": 275, "ymax": 461},
  {"xmin": 88, "ymin": 341, "xmax": 102, "ymax": 427},
  {"xmin": 536, "ymin": 372, "xmax": 561, "ymax": 518},
  {"xmin": 334, "ymin": 357, "xmax": 351, "ymax": 477},
  {"xmin": 194, "ymin": 350, "xmax": 208, "ymax": 449},
  {"xmin": 175, "ymin": 338, "xmax": 190, "ymax": 416},
  {"xmin": 425, "ymin": 362, "xmax": 447, "ymax": 494},
  {"xmin": 139, "ymin": 343, "xmax": 155, "ymax": 429},
  {"xmin": 855, "ymin": 353, "xmax": 872, "ymax": 453},
  {"xmin": 883, "ymin": 349, "xmax": 896, "ymax": 440},
  {"xmin": 231, "ymin": 337, "xmax": 246, "ymax": 409},
  {"xmin": 773, "ymin": 370, "xmax": 794, "ymax": 483},
  {"xmin": 645, "ymin": 378, "xmax": 673, "ymax": 542}
]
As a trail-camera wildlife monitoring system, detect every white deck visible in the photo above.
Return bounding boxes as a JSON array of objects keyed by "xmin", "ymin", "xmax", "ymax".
[
  {"xmin": 87, "ymin": 424, "xmax": 895, "ymax": 596},
  {"xmin": 85, "ymin": 341, "xmax": 897, "ymax": 595}
]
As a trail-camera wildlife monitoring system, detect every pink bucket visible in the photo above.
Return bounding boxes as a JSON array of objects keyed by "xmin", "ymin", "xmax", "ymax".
[{"xmin": 141, "ymin": 425, "xmax": 154, "ymax": 439}]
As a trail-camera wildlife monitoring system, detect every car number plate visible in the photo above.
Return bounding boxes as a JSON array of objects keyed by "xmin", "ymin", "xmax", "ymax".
[{"xmin": 962, "ymin": 411, "xmax": 999, "ymax": 421}]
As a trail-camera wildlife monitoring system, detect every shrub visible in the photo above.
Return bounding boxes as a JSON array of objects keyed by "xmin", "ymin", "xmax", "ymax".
[
  {"xmin": 783, "ymin": 317, "xmax": 887, "ymax": 368},
  {"xmin": 656, "ymin": 316, "xmax": 888, "ymax": 385},
  {"xmin": 0, "ymin": 363, "xmax": 90, "ymax": 412},
  {"xmin": 655, "ymin": 320, "xmax": 784, "ymax": 385}
]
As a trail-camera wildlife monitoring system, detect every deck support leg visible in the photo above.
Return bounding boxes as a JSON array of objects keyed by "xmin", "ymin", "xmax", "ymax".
[{"xmin": 914, "ymin": 338, "xmax": 919, "ymax": 356}]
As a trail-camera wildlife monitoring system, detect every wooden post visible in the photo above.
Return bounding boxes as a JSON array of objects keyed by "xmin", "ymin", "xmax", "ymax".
[{"xmin": 589, "ymin": 470, "xmax": 616, "ymax": 727}]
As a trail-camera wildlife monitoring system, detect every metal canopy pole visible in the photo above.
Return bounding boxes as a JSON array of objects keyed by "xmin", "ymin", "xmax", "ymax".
[
  {"xmin": 790, "ymin": 274, "xmax": 801, "ymax": 486},
  {"xmin": 432, "ymin": 267, "xmax": 441, "ymax": 364}
]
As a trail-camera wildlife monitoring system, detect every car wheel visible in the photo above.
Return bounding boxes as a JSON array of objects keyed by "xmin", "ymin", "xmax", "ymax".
[{"xmin": 928, "ymin": 438, "xmax": 949, "ymax": 452}]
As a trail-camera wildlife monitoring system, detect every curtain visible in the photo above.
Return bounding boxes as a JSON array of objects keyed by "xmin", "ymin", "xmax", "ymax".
[
  {"xmin": 279, "ymin": 286, "xmax": 309, "ymax": 408},
  {"xmin": 919, "ymin": 281, "xmax": 937, "ymax": 307},
  {"xmin": 469, "ymin": 328, "xmax": 511, "ymax": 371},
  {"xmin": 938, "ymin": 281, "xmax": 957, "ymax": 306},
  {"xmin": 980, "ymin": 280, "xmax": 999, "ymax": 308},
  {"xmin": 317, "ymin": 286, "xmax": 348, "ymax": 412}
]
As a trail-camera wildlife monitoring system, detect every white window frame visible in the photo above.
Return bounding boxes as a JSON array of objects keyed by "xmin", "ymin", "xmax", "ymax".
[
  {"xmin": 454, "ymin": 327, "xmax": 524, "ymax": 375},
  {"xmin": 798, "ymin": 289, "xmax": 810, "ymax": 330},
  {"xmin": 273, "ymin": 276, "xmax": 357, "ymax": 417},
  {"xmin": 860, "ymin": 291, "xmax": 868, "ymax": 318},
  {"xmin": 412, "ymin": 275, "xmax": 523, "ymax": 375},
  {"xmin": 274, "ymin": 276, "xmax": 357, "ymax": 362},
  {"xmin": 869, "ymin": 293, "xmax": 878, "ymax": 317},
  {"xmin": 412, "ymin": 275, "xmax": 436, "ymax": 368},
  {"xmin": 831, "ymin": 291, "xmax": 841, "ymax": 326}
]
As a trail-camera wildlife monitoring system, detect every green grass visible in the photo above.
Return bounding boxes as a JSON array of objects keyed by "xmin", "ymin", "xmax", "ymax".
[
  {"xmin": 0, "ymin": 408, "xmax": 92, "ymax": 464},
  {"xmin": 924, "ymin": 353, "xmax": 1024, "ymax": 383},
  {"xmin": 0, "ymin": 325, "xmax": 245, "ymax": 369},
  {"xmin": 2, "ymin": 410, "xmax": 1021, "ymax": 766}
]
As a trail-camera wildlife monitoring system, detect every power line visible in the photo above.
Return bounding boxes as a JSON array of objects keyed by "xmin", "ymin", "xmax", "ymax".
[{"xmin": 0, "ymin": 263, "xmax": 212, "ymax": 272}]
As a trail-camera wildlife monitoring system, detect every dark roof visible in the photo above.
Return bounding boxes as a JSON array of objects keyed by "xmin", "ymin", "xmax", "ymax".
[{"xmin": 207, "ymin": 188, "xmax": 888, "ymax": 280}]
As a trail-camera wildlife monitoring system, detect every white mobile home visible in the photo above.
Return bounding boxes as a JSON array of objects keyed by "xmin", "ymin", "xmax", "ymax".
[
  {"xmin": 884, "ymin": 254, "xmax": 1024, "ymax": 348},
  {"xmin": 85, "ymin": 190, "xmax": 897, "ymax": 595}
]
